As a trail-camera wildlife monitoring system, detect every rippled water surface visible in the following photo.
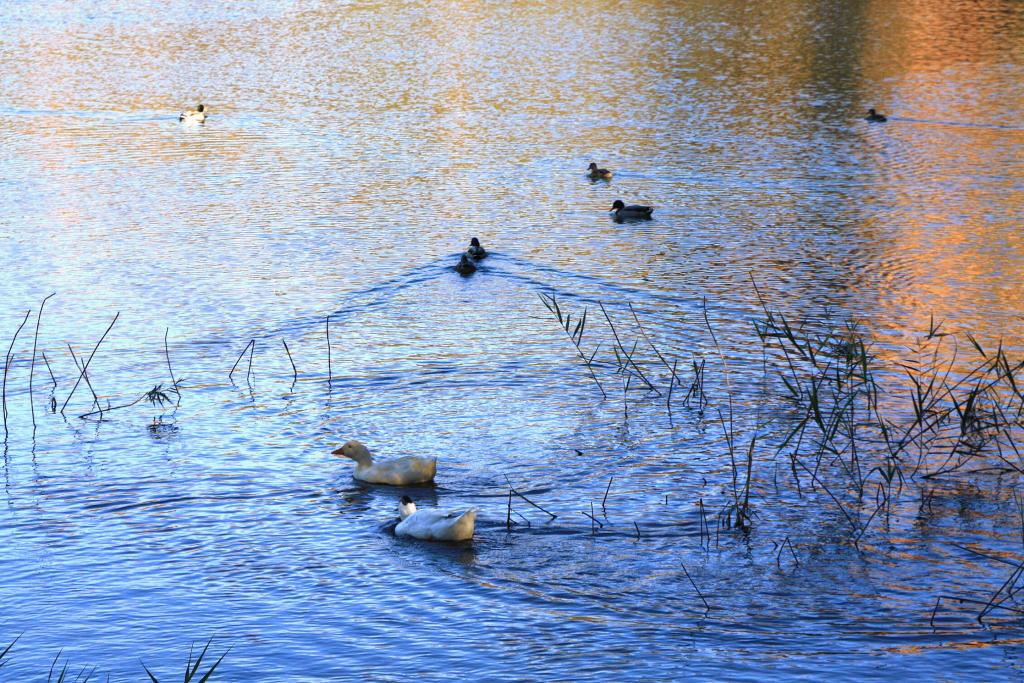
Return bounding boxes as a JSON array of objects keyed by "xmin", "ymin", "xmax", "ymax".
[{"xmin": 2, "ymin": 0, "xmax": 1024, "ymax": 680}]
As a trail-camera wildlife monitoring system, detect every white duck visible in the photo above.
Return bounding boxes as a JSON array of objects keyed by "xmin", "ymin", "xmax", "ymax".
[
  {"xmin": 395, "ymin": 496, "xmax": 477, "ymax": 542},
  {"xmin": 332, "ymin": 440, "xmax": 437, "ymax": 485},
  {"xmin": 179, "ymin": 103, "xmax": 207, "ymax": 124}
]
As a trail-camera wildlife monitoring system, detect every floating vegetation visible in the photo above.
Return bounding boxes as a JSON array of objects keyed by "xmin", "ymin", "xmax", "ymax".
[{"xmin": 77, "ymin": 383, "xmax": 180, "ymax": 420}]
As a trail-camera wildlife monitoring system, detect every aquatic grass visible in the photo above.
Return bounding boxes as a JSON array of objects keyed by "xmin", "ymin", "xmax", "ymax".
[
  {"xmin": 601, "ymin": 476, "xmax": 613, "ymax": 517},
  {"xmin": 681, "ymin": 358, "xmax": 708, "ymax": 411},
  {"xmin": 680, "ymin": 564, "xmax": 711, "ymax": 613},
  {"xmin": 775, "ymin": 536, "xmax": 799, "ymax": 569},
  {"xmin": 503, "ymin": 474, "xmax": 557, "ymax": 520},
  {"xmin": 935, "ymin": 547, "xmax": 1024, "ymax": 625},
  {"xmin": 29, "ymin": 293, "xmax": 56, "ymax": 431},
  {"xmin": 47, "ymin": 650, "xmax": 97, "ymax": 682},
  {"xmin": 282, "ymin": 339, "xmax": 298, "ymax": 385},
  {"xmin": 141, "ymin": 638, "xmax": 230, "ymax": 683},
  {"xmin": 67, "ymin": 343, "xmax": 103, "ymax": 415},
  {"xmin": 581, "ymin": 502, "xmax": 603, "ymax": 533},
  {"xmin": 628, "ymin": 302, "xmax": 681, "ymax": 391},
  {"xmin": 164, "ymin": 327, "xmax": 183, "ymax": 407},
  {"xmin": 41, "ymin": 350, "xmax": 58, "ymax": 389},
  {"xmin": 697, "ymin": 498, "xmax": 710, "ymax": 549},
  {"xmin": 706, "ymin": 291, "xmax": 759, "ymax": 530},
  {"xmin": 60, "ymin": 312, "xmax": 119, "ymax": 415},
  {"xmin": 736, "ymin": 431, "xmax": 757, "ymax": 530},
  {"xmin": 757, "ymin": 302, "xmax": 1024, "ymax": 546},
  {"xmin": 533, "ymin": 288, "xmax": 1023, "ymax": 553},
  {"xmin": 0, "ymin": 635, "xmax": 18, "ymax": 669},
  {"xmin": 3, "ymin": 308, "xmax": 31, "ymax": 439},
  {"xmin": 325, "ymin": 316, "xmax": 333, "ymax": 385},
  {"xmin": 600, "ymin": 302, "xmax": 659, "ymax": 395},
  {"xmin": 538, "ymin": 292, "xmax": 606, "ymax": 398},
  {"xmin": 61, "ymin": 327, "xmax": 185, "ymax": 421},
  {"xmin": 665, "ymin": 358, "xmax": 680, "ymax": 419},
  {"xmin": 0, "ymin": 636, "xmax": 231, "ymax": 682},
  {"xmin": 228, "ymin": 339, "xmax": 256, "ymax": 383},
  {"xmin": 78, "ymin": 384, "xmax": 177, "ymax": 420}
]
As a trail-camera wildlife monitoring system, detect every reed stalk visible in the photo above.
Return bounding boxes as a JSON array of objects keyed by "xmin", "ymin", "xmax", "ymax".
[
  {"xmin": 504, "ymin": 474, "xmax": 557, "ymax": 519},
  {"xmin": 539, "ymin": 292, "xmax": 605, "ymax": 398},
  {"xmin": 326, "ymin": 317, "xmax": 333, "ymax": 384},
  {"xmin": 282, "ymin": 339, "xmax": 297, "ymax": 383},
  {"xmin": 67, "ymin": 344, "xmax": 102, "ymax": 415},
  {"xmin": 29, "ymin": 294, "xmax": 55, "ymax": 431},
  {"xmin": 228, "ymin": 339, "xmax": 255, "ymax": 382},
  {"xmin": 3, "ymin": 309, "xmax": 31, "ymax": 438},
  {"xmin": 61, "ymin": 312, "xmax": 119, "ymax": 414}
]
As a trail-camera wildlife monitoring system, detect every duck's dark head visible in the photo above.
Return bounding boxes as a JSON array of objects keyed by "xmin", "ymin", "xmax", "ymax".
[
  {"xmin": 197, "ymin": 104, "xmax": 205, "ymax": 112},
  {"xmin": 398, "ymin": 495, "xmax": 417, "ymax": 519},
  {"xmin": 867, "ymin": 108, "xmax": 876, "ymax": 116},
  {"xmin": 611, "ymin": 200, "xmax": 625, "ymax": 210},
  {"xmin": 588, "ymin": 162, "xmax": 598, "ymax": 170},
  {"xmin": 470, "ymin": 237, "xmax": 481, "ymax": 247}
]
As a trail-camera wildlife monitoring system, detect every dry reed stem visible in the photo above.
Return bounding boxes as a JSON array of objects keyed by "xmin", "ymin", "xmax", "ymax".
[{"xmin": 61, "ymin": 312, "xmax": 119, "ymax": 414}]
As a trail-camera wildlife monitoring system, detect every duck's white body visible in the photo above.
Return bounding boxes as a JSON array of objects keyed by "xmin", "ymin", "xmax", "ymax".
[
  {"xmin": 396, "ymin": 497, "xmax": 477, "ymax": 542},
  {"xmin": 333, "ymin": 440, "xmax": 436, "ymax": 485}
]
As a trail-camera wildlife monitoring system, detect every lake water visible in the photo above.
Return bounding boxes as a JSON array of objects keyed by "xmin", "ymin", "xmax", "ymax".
[{"xmin": 1, "ymin": 0, "xmax": 1023, "ymax": 680}]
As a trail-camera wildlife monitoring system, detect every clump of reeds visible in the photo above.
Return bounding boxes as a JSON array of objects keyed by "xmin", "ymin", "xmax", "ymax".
[
  {"xmin": 47, "ymin": 650, "xmax": 96, "ymax": 682},
  {"xmin": 538, "ymin": 292, "xmax": 605, "ymax": 398},
  {"xmin": 755, "ymin": 289, "xmax": 1023, "ymax": 545},
  {"xmin": 539, "ymin": 293, "xmax": 709, "ymax": 421},
  {"xmin": 142, "ymin": 638, "xmax": 230, "ymax": 682},
  {"xmin": 0, "ymin": 636, "xmax": 230, "ymax": 682},
  {"xmin": 535, "ymin": 281, "xmax": 1023, "ymax": 547}
]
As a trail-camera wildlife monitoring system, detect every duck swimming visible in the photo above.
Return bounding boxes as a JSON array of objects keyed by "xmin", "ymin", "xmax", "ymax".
[
  {"xmin": 332, "ymin": 440, "xmax": 437, "ymax": 485},
  {"xmin": 395, "ymin": 496, "xmax": 477, "ymax": 542},
  {"xmin": 454, "ymin": 253, "xmax": 477, "ymax": 275},
  {"xmin": 587, "ymin": 162, "xmax": 613, "ymax": 180},
  {"xmin": 179, "ymin": 103, "xmax": 207, "ymax": 124},
  {"xmin": 865, "ymin": 108, "xmax": 887, "ymax": 123},
  {"xmin": 467, "ymin": 237, "xmax": 488, "ymax": 260},
  {"xmin": 610, "ymin": 199, "xmax": 654, "ymax": 220}
]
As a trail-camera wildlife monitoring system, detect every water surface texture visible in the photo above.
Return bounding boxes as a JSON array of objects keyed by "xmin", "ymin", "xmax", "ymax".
[{"xmin": 2, "ymin": 0, "xmax": 1024, "ymax": 680}]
